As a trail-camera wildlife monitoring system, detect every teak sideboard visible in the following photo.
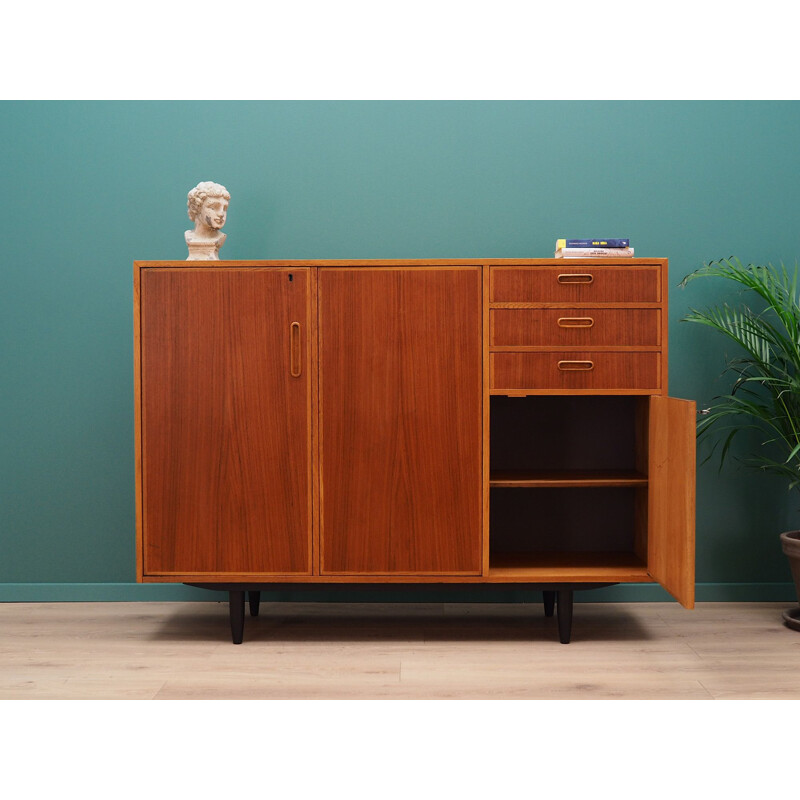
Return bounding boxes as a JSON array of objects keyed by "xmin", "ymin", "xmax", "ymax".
[{"xmin": 133, "ymin": 259, "xmax": 695, "ymax": 643}]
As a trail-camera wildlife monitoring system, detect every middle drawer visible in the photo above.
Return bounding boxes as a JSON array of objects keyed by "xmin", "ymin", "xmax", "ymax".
[{"xmin": 490, "ymin": 308, "xmax": 661, "ymax": 348}]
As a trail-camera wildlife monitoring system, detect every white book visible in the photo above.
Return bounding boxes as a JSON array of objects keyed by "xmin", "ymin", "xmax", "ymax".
[{"xmin": 555, "ymin": 247, "xmax": 635, "ymax": 258}]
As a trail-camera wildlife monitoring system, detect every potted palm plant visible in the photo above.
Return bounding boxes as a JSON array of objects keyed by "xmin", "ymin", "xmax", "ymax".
[{"xmin": 680, "ymin": 257, "xmax": 800, "ymax": 630}]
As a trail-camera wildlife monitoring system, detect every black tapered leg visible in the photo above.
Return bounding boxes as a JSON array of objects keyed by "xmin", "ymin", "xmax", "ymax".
[
  {"xmin": 543, "ymin": 591, "xmax": 556, "ymax": 618},
  {"xmin": 229, "ymin": 590, "xmax": 245, "ymax": 644},
  {"xmin": 557, "ymin": 589, "xmax": 573, "ymax": 644},
  {"xmin": 248, "ymin": 591, "xmax": 261, "ymax": 617}
]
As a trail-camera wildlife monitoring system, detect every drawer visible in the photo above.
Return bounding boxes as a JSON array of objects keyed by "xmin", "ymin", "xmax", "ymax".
[
  {"xmin": 490, "ymin": 266, "xmax": 661, "ymax": 303},
  {"xmin": 490, "ymin": 308, "xmax": 661, "ymax": 347},
  {"xmin": 491, "ymin": 352, "xmax": 661, "ymax": 392}
]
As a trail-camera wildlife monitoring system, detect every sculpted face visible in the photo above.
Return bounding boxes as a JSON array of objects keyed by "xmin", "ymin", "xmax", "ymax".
[{"xmin": 198, "ymin": 195, "xmax": 228, "ymax": 230}]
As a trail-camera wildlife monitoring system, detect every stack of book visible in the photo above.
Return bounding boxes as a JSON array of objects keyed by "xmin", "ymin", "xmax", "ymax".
[{"xmin": 555, "ymin": 238, "xmax": 634, "ymax": 258}]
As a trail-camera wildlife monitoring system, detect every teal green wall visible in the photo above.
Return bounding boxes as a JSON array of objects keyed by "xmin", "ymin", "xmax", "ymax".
[{"xmin": 2, "ymin": 100, "xmax": 798, "ymax": 602}]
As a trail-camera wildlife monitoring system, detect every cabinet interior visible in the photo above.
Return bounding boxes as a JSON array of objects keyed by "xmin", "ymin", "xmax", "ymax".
[{"xmin": 488, "ymin": 395, "xmax": 650, "ymax": 576}]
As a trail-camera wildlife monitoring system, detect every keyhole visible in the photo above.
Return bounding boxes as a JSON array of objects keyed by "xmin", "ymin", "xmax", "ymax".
[{"xmin": 288, "ymin": 273, "xmax": 293, "ymax": 282}]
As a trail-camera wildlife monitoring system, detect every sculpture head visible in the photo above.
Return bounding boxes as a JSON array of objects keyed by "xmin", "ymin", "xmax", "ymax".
[{"xmin": 187, "ymin": 181, "xmax": 230, "ymax": 232}]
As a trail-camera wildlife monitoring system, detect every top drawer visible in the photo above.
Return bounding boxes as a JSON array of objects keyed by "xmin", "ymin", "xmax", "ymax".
[{"xmin": 490, "ymin": 265, "xmax": 661, "ymax": 304}]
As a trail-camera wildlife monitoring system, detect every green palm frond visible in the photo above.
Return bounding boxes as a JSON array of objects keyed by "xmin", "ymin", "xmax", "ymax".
[{"xmin": 681, "ymin": 258, "xmax": 800, "ymax": 493}]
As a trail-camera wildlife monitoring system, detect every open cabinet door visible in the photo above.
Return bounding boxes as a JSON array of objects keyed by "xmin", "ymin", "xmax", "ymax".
[{"xmin": 648, "ymin": 395, "xmax": 696, "ymax": 608}]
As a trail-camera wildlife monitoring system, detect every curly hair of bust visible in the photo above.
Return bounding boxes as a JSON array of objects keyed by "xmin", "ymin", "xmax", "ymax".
[{"xmin": 187, "ymin": 181, "xmax": 230, "ymax": 221}]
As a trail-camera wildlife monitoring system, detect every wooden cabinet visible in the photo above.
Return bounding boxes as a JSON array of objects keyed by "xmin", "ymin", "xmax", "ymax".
[{"xmin": 134, "ymin": 258, "xmax": 695, "ymax": 643}]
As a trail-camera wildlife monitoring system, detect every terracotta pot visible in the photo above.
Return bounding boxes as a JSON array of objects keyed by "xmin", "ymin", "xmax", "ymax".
[{"xmin": 780, "ymin": 530, "xmax": 800, "ymax": 630}]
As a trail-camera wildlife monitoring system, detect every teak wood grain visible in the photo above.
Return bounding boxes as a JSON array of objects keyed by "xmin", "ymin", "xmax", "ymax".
[
  {"xmin": 490, "ymin": 351, "xmax": 662, "ymax": 393},
  {"xmin": 482, "ymin": 266, "xmax": 492, "ymax": 576},
  {"xmin": 648, "ymin": 395, "xmax": 696, "ymax": 608},
  {"xmin": 318, "ymin": 267, "xmax": 483, "ymax": 574},
  {"xmin": 490, "ymin": 308, "xmax": 662, "ymax": 348},
  {"xmin": 490, "ymin": 265, "xmax": 662, "ymax": 304},
  {"xmin": 487, "ymin": 551, "xmax": 651, "ymax": 581},
  {"xmin": 140, "ymin": 268, "xmax": 312, "ymax": 575},
  {"xmin": 489, "ymin": 470, "xmax": 648, "ymax": 487}
]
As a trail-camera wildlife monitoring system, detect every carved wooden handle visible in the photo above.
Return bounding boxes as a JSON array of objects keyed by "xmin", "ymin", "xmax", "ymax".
[
  {"xmin": 557, "ymin": 273, "xmax": 594, "ymax": 284},
  {"xmin": 557, "ymin": 360, "xmax": 594, "ymax": 371},
  {"xmin": 290, "ymin": 322, "xmax": 302, "ymax": 377},
  {"xmin": 557, "ymin": 317, "xmax": 594, "ymax": 328}
]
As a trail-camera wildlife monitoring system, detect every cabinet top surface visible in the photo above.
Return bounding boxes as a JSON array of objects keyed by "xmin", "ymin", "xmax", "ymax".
[{"xmin": 135, "ymin": 258, "xmax": 667, "ymax": 268}]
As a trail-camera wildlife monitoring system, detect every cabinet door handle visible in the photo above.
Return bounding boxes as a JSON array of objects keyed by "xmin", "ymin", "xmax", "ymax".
[
  {"xmin": 557, "ymin": 360, "xmax": 594, "ymax": 371},
  {"xmin": 290, "ymin": 322, "xmax": 302, "ymax": 377},
  {"xmin": 557, "ymin": 316, "xmax": 594, "ymax": 328},
  {"xmin": 557, "ymin": 273, "xmax": 594, "ymax": 284}
]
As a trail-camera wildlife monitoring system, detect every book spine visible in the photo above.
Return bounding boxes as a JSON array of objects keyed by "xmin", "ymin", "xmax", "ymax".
[
  {"xmin": 566, "ymin": 238, "xmax": 630, "ymax": 248},
  {"xmin": 555, "ymin": 247, "xmax": 635, "ymax": 258}
]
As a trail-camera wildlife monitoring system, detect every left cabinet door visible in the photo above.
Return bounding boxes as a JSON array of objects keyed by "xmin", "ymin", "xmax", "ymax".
[{"xmin": 138, "ymin": 268, "xmax": 312, "ymax": 577}]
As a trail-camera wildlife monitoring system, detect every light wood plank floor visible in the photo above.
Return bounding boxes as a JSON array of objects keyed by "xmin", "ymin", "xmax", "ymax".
[{"xmin": 1, "ymin": 601, "xmax": 798, "ymax": 699}]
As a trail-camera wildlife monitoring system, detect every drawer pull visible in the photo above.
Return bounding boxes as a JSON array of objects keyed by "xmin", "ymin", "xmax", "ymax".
[
  {"xmin": 557, "ymin": 360, "xmax": 594, "ymax": 371},
  {"xmin": 557, "ymin": 273, "xmax": 594, "ymax": 285},
  {"xmin": 290, "ymin": 322, "xmax": 302, "ymax": 377},
  {"xmin": 557, "ymin": 316, "xmax": 595, "ymax": 328}
]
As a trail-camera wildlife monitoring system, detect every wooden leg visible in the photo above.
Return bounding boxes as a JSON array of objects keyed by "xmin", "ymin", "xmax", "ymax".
[
  {"xmin": 557, "ymin": 589, "xmax": 573, "ymax": 644},
  {"xmin": 229, "ymin": 590, "xmax": 245, "ymax": 644},
  {"xmin": 543, "ymin": 591, "xmax": 556, "ymax": 618},
  {"xmin": 248, "ymin": 591, "xmax": 261, "ymax": 617}
]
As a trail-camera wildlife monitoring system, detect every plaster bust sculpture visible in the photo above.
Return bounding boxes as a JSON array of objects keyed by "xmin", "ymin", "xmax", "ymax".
[{"xmin": 185, "ymin": 181, "xmax": 230, "ymax": 260}]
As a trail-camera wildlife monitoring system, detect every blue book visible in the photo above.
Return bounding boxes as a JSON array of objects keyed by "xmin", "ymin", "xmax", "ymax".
[{"xmin": 564, "ymin": 238, "xmax": 630, "ymax": 248}]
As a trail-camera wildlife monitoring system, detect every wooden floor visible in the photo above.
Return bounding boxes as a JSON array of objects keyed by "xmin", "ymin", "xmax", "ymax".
[{"xmin": 1, "ymin": 600, "xmax": 799, "ymax": 699}]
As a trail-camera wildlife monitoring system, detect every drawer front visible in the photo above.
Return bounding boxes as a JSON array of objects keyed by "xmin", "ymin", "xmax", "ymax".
[
  {"xmin": 491, "ymin": 352, "xmax": 661, "ymax": 392},
  {"xmin": 490, "ymin": 308, "xmax": 661, "ymax": 347},
  {"xmin": 491, "ymin": 266, "xmax": 661, "ymax": 303}
]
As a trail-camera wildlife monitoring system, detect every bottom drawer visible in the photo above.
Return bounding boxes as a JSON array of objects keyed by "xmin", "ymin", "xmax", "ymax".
[{"xmin": 491, "ymin": 352, "xmax": 661, "ymax": 392}]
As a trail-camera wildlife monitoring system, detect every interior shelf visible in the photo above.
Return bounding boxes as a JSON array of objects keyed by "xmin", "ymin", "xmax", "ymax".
[
  {"xmin": 489, "ymin": 470, "xmax": 648, "ymax": 488},
  {"xmin": 487, "ymin": 551, "xmax": 651, "ymax": 582},
  {"xmin": 490, "ymin": 395, "xmax": 643, "ymax": 473}
]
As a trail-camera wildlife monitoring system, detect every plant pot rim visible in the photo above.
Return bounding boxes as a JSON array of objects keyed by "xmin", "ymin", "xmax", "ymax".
[{"xmin": 781, "ymin": 530, "xmax": 800, "ymax": 558}]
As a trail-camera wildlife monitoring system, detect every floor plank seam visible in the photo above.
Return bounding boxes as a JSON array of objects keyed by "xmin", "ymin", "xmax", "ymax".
[{"xmin": 695, "ymin": 680, "xmax": 716, "ymax": 700}]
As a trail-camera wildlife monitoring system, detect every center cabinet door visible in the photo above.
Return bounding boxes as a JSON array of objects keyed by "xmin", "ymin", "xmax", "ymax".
[{"xmin": 318, "ymin": 268, "xmax": 483, "ymax": 575}]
